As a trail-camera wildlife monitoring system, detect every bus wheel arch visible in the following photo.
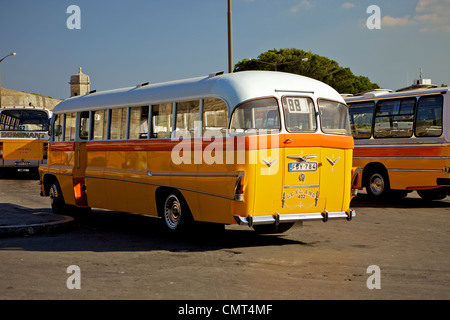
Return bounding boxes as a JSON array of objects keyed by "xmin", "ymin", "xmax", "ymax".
[
  {"xmin": 155, "ymin": 187, "xmax": 193, "ymax": 232},
  {"xmin": 48, "ymin": 178, "xmax": 66, "ymax": 215},
  {"xmin": 363, "ymin": 162, "xmax": 391, "ymax": 199}
]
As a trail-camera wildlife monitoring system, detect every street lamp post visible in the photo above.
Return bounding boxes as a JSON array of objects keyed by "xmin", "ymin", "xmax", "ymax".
[
  {"xmin": 228, "ymin": 0, "xmax": 233, "ymax": 73},
  {"xmin": 244, "ymin": 57, "xmax": 308, "ymax": 72},
  {"xmin": 0, "ymin": 52, "xmax": 17, "ymax": 108}
]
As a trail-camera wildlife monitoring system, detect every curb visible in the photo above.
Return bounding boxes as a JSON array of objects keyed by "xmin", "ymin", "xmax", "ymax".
[{"xmin": 0, "ymin": 215, "xmax": 75, "ymax": 237}]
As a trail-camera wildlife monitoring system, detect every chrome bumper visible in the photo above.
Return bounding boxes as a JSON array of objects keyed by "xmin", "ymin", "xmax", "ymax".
[{"xmin": 233, "ymin": 210, "xmax": 355, "ymax": 227}]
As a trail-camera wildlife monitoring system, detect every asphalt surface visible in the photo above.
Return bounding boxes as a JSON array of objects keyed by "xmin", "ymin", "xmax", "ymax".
[{"xmin": 0, "ymin": 171, "xmax": 74, "ymax": 237}]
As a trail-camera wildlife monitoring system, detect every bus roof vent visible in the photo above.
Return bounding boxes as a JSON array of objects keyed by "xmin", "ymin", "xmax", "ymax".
[
  {"xmin": 87, "ymin": 89, "xmax": 97, "ymax": 95},
  {"xmin": 361, "ymin": 89, "xmax": 393, "ymax": 99},
  {"xmin": 136, "ymin": 82, "xmax": 150, "ymax": 88},
  {"xmin": 208, "ymin": 71, "xmax": 224, "ymax": 78}
]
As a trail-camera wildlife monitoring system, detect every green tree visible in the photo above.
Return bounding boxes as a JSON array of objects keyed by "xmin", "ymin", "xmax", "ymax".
[{"xmin": 233, "ymin": 48, "xmax": 379, "ymax": 94}]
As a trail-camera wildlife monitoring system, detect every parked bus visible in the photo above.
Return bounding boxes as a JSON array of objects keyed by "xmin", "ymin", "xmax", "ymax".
[
  {"xmin": 345, "ymin": 86, "xmax": 450, "ymax": 200},
  {"xmin": 0, "ymin": 105, "xmax": 51, "ymax": 175},
  {"xmin": 39, "ymin": 71, "xmax": 360, "ymax": 233}
]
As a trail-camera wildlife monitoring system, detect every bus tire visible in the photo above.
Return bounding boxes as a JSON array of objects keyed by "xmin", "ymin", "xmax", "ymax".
[
  {"xmin": 49, "ymin": 180, "xmax": 66, "ymax": 215},
  {"xmin": 160, "ymin": 192, "xmax": 193, "ymax": 232},
  {"xmin": 417, "ymin": 188, "xmax": 448, "ymax": 201},
  {"xmin": 365, "ymin": 169, "xmax": 390, "ymax": 199}
]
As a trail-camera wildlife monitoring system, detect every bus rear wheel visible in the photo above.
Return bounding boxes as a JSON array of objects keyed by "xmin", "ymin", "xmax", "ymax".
[{"xmin": 161, "ymin": 193, "xmax": 192, "ymax": 232}]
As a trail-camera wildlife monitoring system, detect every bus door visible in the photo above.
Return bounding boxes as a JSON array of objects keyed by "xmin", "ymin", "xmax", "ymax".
[{"xmin": 72, "ymin": 112, "xmax": 89, "ymax": 207}]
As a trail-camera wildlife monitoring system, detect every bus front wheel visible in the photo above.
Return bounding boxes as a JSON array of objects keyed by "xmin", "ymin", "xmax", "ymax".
[
  {"xmin": 365, "ymin": 170, "xmax": 390, "ymax": 199},
  {"xmin": 49, "ymin": 181, "xmax": 66, "ymax": 215}
]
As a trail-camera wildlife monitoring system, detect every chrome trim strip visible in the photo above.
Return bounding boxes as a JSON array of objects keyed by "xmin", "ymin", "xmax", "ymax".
[
  {"xmin": 148, "ymin": 171, "xmax": 243, "ymax": 177},
  {"xmin": 287, "ymin": 155, "xmax": 318, "ymax": 162},
  {"xmin": 284, "ymin": 184, "xmax": 320, "ymax": 189},
  {"xmin": 355, "ymin": 143, "xmax": 449, "ymax": 148},
  {"xmin": 233, "ymin": 210, "xmax": 355, "ymax": 226},
  {"xmin": 388, "ymin": 168, "xmax": 444, "ymax": 173},
  {"xmin": 354, "ymin": 156, "xmax": 450, "ymax": 160}
]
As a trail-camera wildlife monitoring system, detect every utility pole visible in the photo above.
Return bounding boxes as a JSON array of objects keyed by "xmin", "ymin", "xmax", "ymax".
[{"xmin": 227, "ymin": 0, "xmax": 233, "ymax": 73}]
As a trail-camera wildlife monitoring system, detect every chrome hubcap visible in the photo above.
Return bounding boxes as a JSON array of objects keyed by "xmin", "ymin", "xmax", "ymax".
[
  {"xmin": 164, "ymin": 195, "xmax": 181, "ymax": 230},
  {"xmin": 370, "ymin": 174, "xmax": 384, "ymax": 196}
]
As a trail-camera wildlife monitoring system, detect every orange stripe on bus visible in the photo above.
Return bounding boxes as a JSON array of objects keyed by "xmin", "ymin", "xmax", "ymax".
[
  {"xmin": 82, "ymin": 134, "xmax": 354, "ymax": 152},
  {"xmin": 354, "ymin": 146, "xmax": 445, "ymax": 157},
  {"xmin": 48, "ymin": 142, "xmax": 75, "ymax": 152}
]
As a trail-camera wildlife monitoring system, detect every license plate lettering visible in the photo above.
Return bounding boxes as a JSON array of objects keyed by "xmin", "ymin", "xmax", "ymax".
[{"xmin": 288, "ymin": 162, "xmax": 318, "ymax": 172}]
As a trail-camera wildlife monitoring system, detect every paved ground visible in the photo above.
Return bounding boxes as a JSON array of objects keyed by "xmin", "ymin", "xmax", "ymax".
[{"xmin": 0, "ymin": 174, "xmax": 449, "ymax": 301}]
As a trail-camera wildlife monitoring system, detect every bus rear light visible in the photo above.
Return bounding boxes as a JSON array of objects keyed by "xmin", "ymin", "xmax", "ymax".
[
  {"xmin": 0, "ymin": 142, "xmax": 3, "ymax": 159},
  {"xmin": 73, "ymin": 178, "xmax": 88, "ymax": 207},
  {"xmin": 234, "ymin": 176, "xmax": 244, "ymax": 201},
  {"xmin": 351, "ymin": 167, "xmax": 363, "ymax": 194}
]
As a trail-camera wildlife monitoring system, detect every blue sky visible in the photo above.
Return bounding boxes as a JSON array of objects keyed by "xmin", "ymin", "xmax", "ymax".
[{"xmin": 1, "ymin": 0, "xmax": 449, "ymax": 99}]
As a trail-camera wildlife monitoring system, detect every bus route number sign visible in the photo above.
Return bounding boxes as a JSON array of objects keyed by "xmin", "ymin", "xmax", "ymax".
[{"xmin": 285, "ymin": 97, "xmax": 310, "ymax": 114}]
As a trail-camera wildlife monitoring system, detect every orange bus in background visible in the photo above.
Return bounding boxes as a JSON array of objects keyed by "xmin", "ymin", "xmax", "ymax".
[
  {"xmin": 346, "ymin": 86, "xmax": 450, "ymax": 201},
  {"xmin": 0, "ymin": 106, "xmax": 51, "ymax": 175},
  {"xmin": 39, "ymin": 71, "xmax": 360, "ymax": 233}
]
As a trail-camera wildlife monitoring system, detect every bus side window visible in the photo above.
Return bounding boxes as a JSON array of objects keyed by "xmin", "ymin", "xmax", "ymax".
[
  {"xmin": 129, "ymin": 106, "xmax": 149, "ymax": 139},
  {"xmin": 79, "ymin": 111, "xmax": 90, "ymax": 140},
  {"xmin": 110, "ymin": 108, "xmax": 127, "ymax": 140},
  {"xmin": 348, "ymin": 102, "xmax": 374, "ymax": 139},
  {"xmin": 92, "ymin": 110, "xmax": 107, "ymax": 140},
  {"xmin": 64, "ymin": 113, "xmax": 76, "ymax": 141},
  {"xmin": 202, "ymin": 98, "xmax": 228, "ymax": 136},
  {"xmin": 53, "ymin": 114, "xmax": 64, "ymax": 142},
  {"xmin": 374, "ymin": 98, "xmax": 415, "ymax": 138},
  {"xmin": 175, "ymin": 100, "xmax": 200, "ymax": 138},
  {"xmin": 415, "ymin": 95, "xmax": 443, "ymax": 137},
  {"xmin": 151, "ymin": 103, "xmax": 173, "ymax": 139}
]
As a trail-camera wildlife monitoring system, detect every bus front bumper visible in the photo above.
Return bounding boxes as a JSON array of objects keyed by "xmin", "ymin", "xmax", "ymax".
[{"xmin": 233, "ymin": 209, "xmax": 355, "ymax": 227}]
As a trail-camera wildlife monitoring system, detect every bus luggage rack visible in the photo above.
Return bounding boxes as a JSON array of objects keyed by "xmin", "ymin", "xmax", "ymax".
[{"xmin": 233, "ymin": 210, "xmax": 355, "ymax": 227}]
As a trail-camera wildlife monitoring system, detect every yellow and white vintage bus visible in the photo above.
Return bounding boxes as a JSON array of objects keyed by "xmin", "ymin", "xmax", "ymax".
[
  {"xmin": 39, "ymin": 71, "xmax": 359, "ymax": 233},
  {"xmin": 0, "ymin": 106, "xmax": 51, "ymax": 175},
  {"xmin": 346, "ymin": 86, "xmax": 450, "ymax": 200}
]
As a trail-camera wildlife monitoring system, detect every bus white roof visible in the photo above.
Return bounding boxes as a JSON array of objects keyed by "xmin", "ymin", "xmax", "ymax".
[
  {"xmin": 0, "ymin": 105, "xmax": 51, "ymax": 115},
  {"xmin": 52, "ymin": 71, "xmax": 344, "ymax": 114},
  {"xmin": 345, "ymin": 86, "xmax": 449, "ymax": 103}
]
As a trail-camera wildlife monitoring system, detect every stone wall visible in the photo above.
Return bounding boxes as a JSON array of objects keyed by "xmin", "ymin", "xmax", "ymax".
[{"xmin": 0, "ymin": 87, "xmax": 62, "ymax": 110}]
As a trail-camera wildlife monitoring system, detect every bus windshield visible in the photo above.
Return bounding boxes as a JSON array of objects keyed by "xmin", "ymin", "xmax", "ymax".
[
  {"xmin": 229, "ymin": 97, "xmax": 280, "ymax": 135},
  {"xmin": 0, "ymin": 109, "xmax": 49, "ymax": 132},
  {"xmin": 318, "ymin": 99, "xmax": 352, "ymax": 135}
]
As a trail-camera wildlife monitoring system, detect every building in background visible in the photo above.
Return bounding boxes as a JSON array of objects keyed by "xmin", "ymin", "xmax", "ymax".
[
  {"xmin": 69, "ymin": 67, "xmax": 90, "ymax": 97},
  {"xmin": 0, "ymin": 67, "xmax": 92, "ymax": 110}
]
